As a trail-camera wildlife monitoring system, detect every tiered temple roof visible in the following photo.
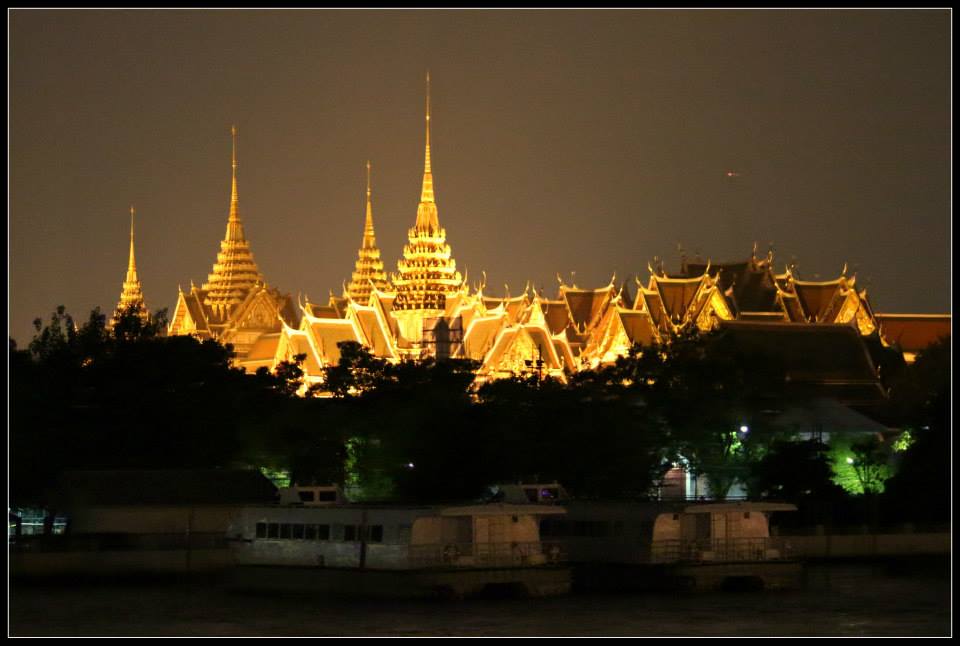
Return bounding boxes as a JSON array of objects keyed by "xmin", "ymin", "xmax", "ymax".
[
  {"xmin": 200, "ymin": 126, "xmax": 265, "ymax": 322},
  {"xmin": 392, "ymin": 73, "xmax": 462, "ymax": 318},
  {"xmin": 169, "ymin": 127, "xmax": 296, "ymax": 361},
  {"xmin": 345, "ymin": 161, "xmax": 390, "ymax": 304}
]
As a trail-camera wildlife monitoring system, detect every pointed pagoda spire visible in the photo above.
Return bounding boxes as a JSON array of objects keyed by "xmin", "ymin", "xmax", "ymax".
[
  {"xmin": 127, "ymin": 205, "xmax": 138, "ymax": 279},
  {"xmin": 225, "ymin": 124, "xmax": 245, "ymax": 242},
  {"xmin": 393, "ymin": 72, "xmax": 461, "ymax": 318},
  {"xmin": 202, "ymin": 125, "xmax": 264, "ymax": 311},
  {"xmin": 415, "ymin": 71, "xmax": 439, "ymax": 229},
  {"xmin": 113, "ymin": 205, "xmax": 148, "ymax": 324},
  {"xmin": 347, "ymin": 160, "xmax": 389, "ymax": 303},
  {"xmin": 363, "ymin": 160, "xmax": 376, "ymax": 248},
  {"xmin": 421, "ymin": 71, "xmax": 434, "ymax": 200}
]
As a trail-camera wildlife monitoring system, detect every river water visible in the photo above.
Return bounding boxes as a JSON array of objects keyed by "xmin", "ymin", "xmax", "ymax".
[{"xmin": 9, "ymin": 560, "xmax": 951, "ymax": 637}]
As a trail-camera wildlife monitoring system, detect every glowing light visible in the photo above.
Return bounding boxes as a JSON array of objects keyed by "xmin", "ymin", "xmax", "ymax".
[
  {"xmin": 739, "ymin": 425, "xmax": 749, "ymax": 434},
  {"xmin": 846, "ymin": 457, "xmax": 854, "ymax": 464}
]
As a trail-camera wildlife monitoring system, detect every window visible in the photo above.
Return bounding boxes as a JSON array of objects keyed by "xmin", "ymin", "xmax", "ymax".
[
  {"xmin": 279, "ymin": 523, "xmax": 291, "ymax": 539},
  {"xmin": 292, "ymin": 524, "xmax": 305, "ymax": 539},
  {"xmin": 267, "ymin": 523, "xmax": 279, "ymax": 539},
  {"xmin": 304, "ymin": 525, "xmax": 317, "ymax": 540},
  {"xmin": 298, "ymin": 491, "xmax": 315, "ymax": 502},
  {"xmin": 368, "ymin": 525, "xmax": 384, "ymax": 543},
  {"xmin": 256, "ymin": 523, "xmax": 267, "ymax": 539},
  {"xmin": 344, "ymin": 525, "xmax": 357, "ymax": 541},
  {"xmin": 317, "ymin": 491, "xmax": 338, "ymax": 502},
  {"xmin": 524, "ymin": 488, "xmax": 539, "ymax": 502},
  {"xmin": 317, "ymin": 524, "xmax": 330, "ymax": 541}
]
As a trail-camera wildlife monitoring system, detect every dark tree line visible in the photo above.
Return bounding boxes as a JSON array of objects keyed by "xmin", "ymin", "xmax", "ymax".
[{"xmin": 10, "ymin": 304, "xmax": 345, "ymax": 508}]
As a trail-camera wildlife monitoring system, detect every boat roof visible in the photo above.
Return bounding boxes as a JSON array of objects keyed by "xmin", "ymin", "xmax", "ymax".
[
  {"xmin": 681, "ymin": 502, "xmax": 798, "ymax": 514},
  {"xmin": 439, "ymin": 503, "xmax": 566, "ymax": 517}
]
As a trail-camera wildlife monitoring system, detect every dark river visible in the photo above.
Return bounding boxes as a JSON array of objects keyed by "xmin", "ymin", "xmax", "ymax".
[{"xmin": 10, "ymin": 560, "xmax": 951, "ymax": 637}]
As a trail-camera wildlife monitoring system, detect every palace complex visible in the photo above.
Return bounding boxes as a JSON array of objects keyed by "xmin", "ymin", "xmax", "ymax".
[{"xmin": 112, "ymin": 77, "xmax": 948, "ymax": 395}]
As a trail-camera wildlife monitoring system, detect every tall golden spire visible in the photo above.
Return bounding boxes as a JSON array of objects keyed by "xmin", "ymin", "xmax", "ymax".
[
  {"xmin": 113, "ymin": 205, "xmax": 148, "ymax": 323},
  {"xmin": 416, "ymin": 71, "xmax": 439, "ymax": 229},
  {"xmin": 225, "ymin": 124, "xmax": 245, "ymax": 242},
  {"xmin": 393, "ymin": 72, "xmax": 462, "ymax": 319},
  {"xmin": 127, "ymin": 205, "xmax": 138, "ymax": 278},
  {"xmin": 202, "ymin": 125, "xmax": 264, "ymax": 313},
  {"xmin": 347, "ymin": 161, "xmax": 389, "ymax": 303},
  {"xmin": 363, "ymin": 160, "xmax": 376, "ymax": 247}
]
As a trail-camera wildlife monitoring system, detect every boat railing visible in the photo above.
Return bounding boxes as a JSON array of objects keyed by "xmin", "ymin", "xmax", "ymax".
[
  {"xmin": 651, "ymin": 537, "xmax": 793, "ymax": 564},
  {"xmin": 407, "ymin": 541, "xmax": 567, "ymax": 569}
]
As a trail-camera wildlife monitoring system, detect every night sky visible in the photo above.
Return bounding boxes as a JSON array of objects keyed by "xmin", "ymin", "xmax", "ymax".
[{"xmin": 10, "ymin": 9, "xmax": 950, "ymax": 346}]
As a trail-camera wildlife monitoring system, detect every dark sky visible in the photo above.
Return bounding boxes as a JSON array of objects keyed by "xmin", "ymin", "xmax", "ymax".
[{"xmin": 10, "ymin": 9, "xmax": 951, "ymax": 346}]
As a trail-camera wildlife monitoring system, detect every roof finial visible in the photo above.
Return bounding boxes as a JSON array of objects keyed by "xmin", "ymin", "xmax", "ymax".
[
  {"xmin": 363, "ymin": 160, "xmax": 375, "ymax": 242},
  {"xmin": 230, "ymin": 125, "xmax": 239, "ymax": 216},
  {"xmin": 128, "ymin": 205, "xmax": 137, "ymax": 274},
  {"xmin": 225, "ymin": 124, "xmax": 244, "ymax": 241},
  {"xmin": 419, "ymin": 71, "xmax": 435, "ymax": 205}
]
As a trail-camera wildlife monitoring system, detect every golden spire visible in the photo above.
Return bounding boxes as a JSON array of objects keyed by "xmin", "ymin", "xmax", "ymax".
[
  {"xmin": 127, "ymin": 205, "xmax": 137, "ymax": 278},
  {"xmin": 417, "ymin": 71, "xmax": 438, "ymax": 220},
  {"xmin": 113, "ymin": 205, "xmax": 148, "ymax": 325},
  {"xmin": 346, "ymin": 160, "xmax": 389, "ymax": 303},
  {"xmin": 363, "ymin": 160, "xmax": 375, "ymax": 246},
  {"xmin": 393, "ymin": 72, "xmax": 462, "ymax": 316},
  {"xmin": 202, "ymin": 125, "xmax": 264, "ymax": 309},
  {"xmin": 225, "ymin": 124, "xmax": 244, "ymax": 242}
]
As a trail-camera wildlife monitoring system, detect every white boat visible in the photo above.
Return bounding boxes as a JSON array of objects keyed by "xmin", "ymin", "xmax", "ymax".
[
  {"xmin": 491, "ymin": 483, "xmax": 802, "ymax": 591},
  {"xmin": 225, "ymin": 487, "xmax": 571, "ymax": 599}
]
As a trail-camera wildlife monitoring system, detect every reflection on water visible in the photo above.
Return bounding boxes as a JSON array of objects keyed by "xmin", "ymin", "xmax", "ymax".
[{"xmin": 10, "ymin": 560, "xmax": 950, "ymax": 636}]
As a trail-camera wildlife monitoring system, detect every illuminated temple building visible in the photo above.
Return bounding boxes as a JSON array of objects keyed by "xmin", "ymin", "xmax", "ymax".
[
  {"xmin": 167, "ymin": 126, "xmax": 298, "ymax": 359},
  {"xmin": 158, "ymin": 80, "xmax": 948, "ymax": 392}
]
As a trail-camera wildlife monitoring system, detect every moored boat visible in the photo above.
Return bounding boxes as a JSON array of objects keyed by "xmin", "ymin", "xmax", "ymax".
[
  {"xmin": 225, "ymin": 487, "xmax": 571, "ymax": 599},
  {"xmin": 492, "ymin": 483, "xmax": 802, "ymax": 591}
]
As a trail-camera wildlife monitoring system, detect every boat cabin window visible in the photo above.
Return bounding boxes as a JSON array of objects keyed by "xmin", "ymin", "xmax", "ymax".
[
  {"xmin": 343, "ymin": 525, "xmax": 357, "ymax": 541},
  {"xmin": 256, "ymin": 522, "xmax": 333, "ymax": 541},
  {"xmin": 368, "ymin": 525, "xmax": 384, "ymax": 543},
  {"xmin": 317, "ymin": 490, "xmax": 338, "ymax": 502},
  {"xmin": 298, "ymin": 491, "xmax": 315, "ymax": 502},
  {"xmin": 524, "ymin": 488, "xmax": 539, "ymax": 502}
]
